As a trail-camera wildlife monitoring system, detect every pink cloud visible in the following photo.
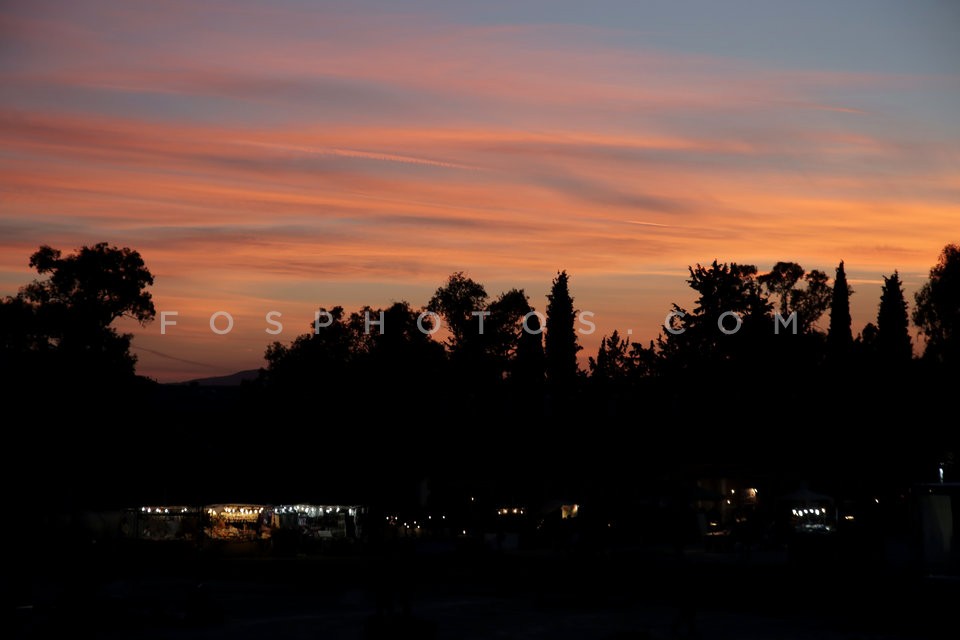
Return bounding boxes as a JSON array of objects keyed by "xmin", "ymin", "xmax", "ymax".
[{"xmin": 2, "ymin": 3, "xmax": 957, "ymax": 380}]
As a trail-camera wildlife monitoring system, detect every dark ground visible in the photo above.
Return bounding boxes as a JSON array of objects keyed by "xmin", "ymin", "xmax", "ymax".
[{"xmin": 8, "ymin": 539, "xmax": 956, "ymax": 640}]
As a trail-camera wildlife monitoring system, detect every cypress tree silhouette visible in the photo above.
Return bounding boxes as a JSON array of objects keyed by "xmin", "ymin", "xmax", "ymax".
[
  {"xmin": 827, "ymin": 260, "xmax": 853, "ymax": 356},
  {"xmin": 876, "ymin": 271, "xmax": 912, "ymax": 364},
  {"xmin": 545, "ymin": 270, "xmax": 580, "ymax": 389}
]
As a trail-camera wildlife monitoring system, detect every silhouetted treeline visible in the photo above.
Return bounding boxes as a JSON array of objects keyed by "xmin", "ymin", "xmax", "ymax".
[{"xmin": 2, "ymin": 243, "xmax": 958, "ymax": 516}]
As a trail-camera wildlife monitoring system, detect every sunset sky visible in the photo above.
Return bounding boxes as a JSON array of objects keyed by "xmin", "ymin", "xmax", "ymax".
[{"xmin": 2, "ymin": 0, "xmax": 958, "ymax": 382}]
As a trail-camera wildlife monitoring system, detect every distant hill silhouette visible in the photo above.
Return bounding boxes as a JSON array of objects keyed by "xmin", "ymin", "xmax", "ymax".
[{"xmin": 173, "ymin": 369, "xmax": 260, "ymax": 386}]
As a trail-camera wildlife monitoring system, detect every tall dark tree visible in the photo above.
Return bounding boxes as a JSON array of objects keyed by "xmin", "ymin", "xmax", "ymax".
[
  {"xmin": 759, "ymin": 261, "xmax": 805, "ymax": 315},
  {"xmin": 20, "ymin": 244, "xmax": 155, "ymax": 326},
  {"xmin": 876, "ymin": 271, "xmax": 912, "ymax": 363},
  {"xmin": 629, "ymin": 340, "xmax": 660, "ymax": 379},
  {"xmin": 827, "ymin": 260, "xmax": 853, "ymax": 355},
  {"xmin": 793, "ymin": 269, "xmax": 833, "ymax": 334},
  {"xmin": 485, "ymin": 288, "xmax": 534, "ymax": 376},
  {"xmin": 427, "ymin": 272, "xmax": 488, "ymax": 357},
  {"xmin": 657, "ymin": 260, "xmax": 772, "ymax": 369},
  {"xmin": 512, "ymin": 312, "xmax": 545, "ymax": 419},
  {"xmin": 350, "ymin": 301, "xmax": 444, "ymax": 367},
  {"xmin": 265, "ymin": 301, "xmax": 446, "ymax": 407},
  {"xmin": 264, "ymin": 305, "xmax": 356, "ymax": 390},
  {"xmin": 5, "ymin": 243, "xmax": 155, "ymax": 380},
  {"xmin": 758, "ymin": 262, "xmax": 832, "ymax": 334},
  {"xmin": 513, "ymin": 312, "xmax": 545, "ymax": 386},
  {"xmin": 588, "ymin": 330, "xmax": 633, "ymax": 383},
  {"xmin": 544, "ymin": 270, "xmax": 580, "ymax": 388},
  {"xmin": 913, "ymin": 243, "xmax": 960, "ymax": 365}
]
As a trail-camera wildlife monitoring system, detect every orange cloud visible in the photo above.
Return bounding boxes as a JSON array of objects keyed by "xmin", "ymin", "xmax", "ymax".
[{"xmin": 1, "ymin": 4, "xmax": 957, "ymax": 380}]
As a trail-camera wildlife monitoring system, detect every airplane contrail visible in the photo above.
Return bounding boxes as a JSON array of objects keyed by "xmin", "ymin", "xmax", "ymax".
[
  {"xmin": 625, "ymin": 220, "xmax": 670, "ymax": 228},
  {"xmin": 232, "ymin": 140, "xmax": 478, "ymax": 170}
]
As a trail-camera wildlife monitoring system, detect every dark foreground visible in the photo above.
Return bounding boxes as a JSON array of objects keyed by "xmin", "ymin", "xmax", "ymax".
[{"xmin": 9, "ymin": 540, "xmax": 956, "ymax": 640}]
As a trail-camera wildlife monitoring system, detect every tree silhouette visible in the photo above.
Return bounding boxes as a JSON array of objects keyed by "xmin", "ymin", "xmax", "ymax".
[
  {"xmin": 827, "ymin": 260, "xmax": 853, "ymax": 356},
  {"xmin": 858, "ymin": 322, "xmax": 879, "ymax": 349},
  {"xmin": 427, "ymin": 272, "xmax": 488, "ymax": 357},
  {"xmin": 264, "ymin": 301, "xmax": 448, "ymax": 412},
  {"xmin": 426, "ymin": 272, "xmax": 492, "ymax": 393},
  {"xmin": 513, "ymin": 311, "xmax": 545, "ymax": 388},
  {"xmin": 588, "ymin": 330, "xmax": 633, "ymax": 383},
  {"xmin": 876, "ymin": 271, "xmax": 912, "ymax": 364},
  {"xmin": 758, "ymin": 262, "xmax": 832, "ymax": 334},
  {"xmin": 426, "ymin": 274, "xmax": 543, "ymax": 388},
  {"xmin": 350, "ymin": 301, "xmax": 444, "ymax": 368},
  {"xmin": 3, "ymin": 243, "xmax": 155, "ymax": 381},
  {"xmin": 545, "ymin": 270, "xmax": 581, "ymax": 389},
  {"xmin": 913, "ymin": 243, "xmax": 960, "ymax": 366},
  {"xmin": 264, "ymin": 305, "xmax": 356, "ymax": 390},
  {"xmin": 658, "ymin": 261, "xmax": 772, "ymax": 370},
  {"xmin": 758, "ymin": 261, "xmax": 805, "ymax": 316},
  {"xmin": 792, "ymin": 269, "xmax": 833, "ymax": 334},
  {"xmin": 0, "ymin": 296, "xmax": 49, "ymax": 358},
  {"xmin": 485, "ymin": 288, "xmax": 535, "ymax": 380}
]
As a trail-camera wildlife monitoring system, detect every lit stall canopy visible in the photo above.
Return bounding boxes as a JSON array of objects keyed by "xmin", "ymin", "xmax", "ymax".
[
  {"xmin": 561, "ymin": 504, "xmax": 579, "ymax": 519},
  {"xmin": 270, "ymin": 504, "xmax": 363, "ymax": 539},
  {"xmin": 779, "ymin": 488, "xmax": 836, "ymax": 534},
  {"xmin": 204, "ymin": 504, "xmax": 268, "ymax": 541},
  {"xmin": 124, "ymin": 506, "xmax": 200, "ymax": 541}
]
